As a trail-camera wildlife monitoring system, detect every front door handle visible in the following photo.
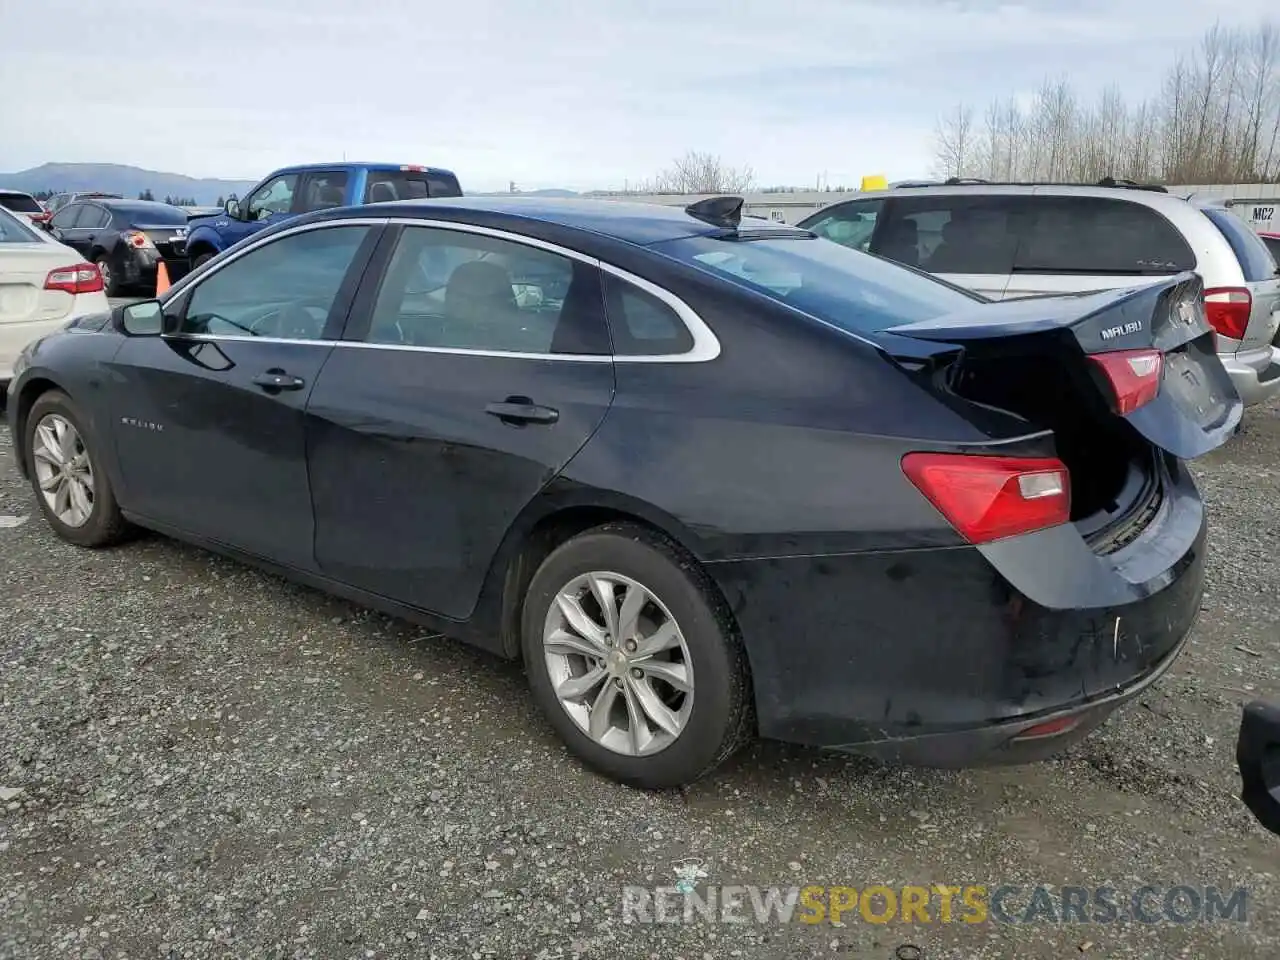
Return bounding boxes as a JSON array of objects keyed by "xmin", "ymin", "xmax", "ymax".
[
  {"xmin": 251, "ymin": 370, "xmax": 306, "ymax": 392},
  {"xmin": 485, "ymin": 397, "xmax": 559, "ymax": 425}
]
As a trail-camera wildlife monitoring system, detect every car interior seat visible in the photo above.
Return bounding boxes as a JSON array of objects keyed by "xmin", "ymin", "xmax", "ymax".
[
  {"xmin": 443, "ymin": 260, "xmax": 519, "ymax": 348},
  {"xmin": 369, "ymin": 182, "xmax": 398, "ymax": 203}
]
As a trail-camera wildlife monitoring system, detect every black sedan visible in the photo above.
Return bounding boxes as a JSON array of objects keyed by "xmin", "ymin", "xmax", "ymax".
[
  {"xmin": 4, "ymin": 196, "xmax": 1241, "ymax": 788},
  {"xmin": 43, "ymin": 198, "xmax": 190, "ymax": 295}
]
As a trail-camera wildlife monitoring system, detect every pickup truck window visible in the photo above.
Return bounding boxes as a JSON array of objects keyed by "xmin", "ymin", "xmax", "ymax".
[
  {"xmin": 364, "ymin": 170, "xmax": 462, "ymax": 203},
  {"xmin": 299, "ymin": 171, "xmax": 349, "ymax": 213},
  {"xmin": 246, "ymin": 174, "xmax": 298, "ymax": 221}
]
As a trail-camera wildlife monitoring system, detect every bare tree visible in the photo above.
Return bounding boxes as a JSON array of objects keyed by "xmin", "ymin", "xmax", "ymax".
[
  {"xmin": 932, "ymin": 105, "xmax": 976, "ymax": 178},
  {"xmin": 931, "ymin": 18, "xmax": 1280, "ymax": 185},
  {"xmin": 641, "ymin": 151, "xmax": 755, "ymax": 194}
]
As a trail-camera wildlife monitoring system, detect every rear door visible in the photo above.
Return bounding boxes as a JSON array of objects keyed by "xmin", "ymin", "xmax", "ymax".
[
  {"xmin": 49, "ymin": 203, "xmax": 91, "ymax": 257},
  {"xmin": 305, "ymin": 221, "xmax": 615, "ymax": 620},
  {"xmin": 872, "ymin": 193, "xmax": 1024, "ymax": 299},
  {"xmin": 1198, "ymin": 205, "xmax": 1280, "ymax": 354},
  {"xmin": 1004, "ymin": 194, "xmax": 1197, "ymax": 300}
]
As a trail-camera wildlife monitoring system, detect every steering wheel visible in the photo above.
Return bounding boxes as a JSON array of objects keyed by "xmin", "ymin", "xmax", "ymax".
[{"xmin": 246, "ymin": 299, "xmax": 332, "ymax": 339}]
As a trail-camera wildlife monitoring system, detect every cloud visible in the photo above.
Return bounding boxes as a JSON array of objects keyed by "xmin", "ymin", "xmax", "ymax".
[{"xmin": 1, "ymin": 0, "xmax": 1275, "ymax": 190}]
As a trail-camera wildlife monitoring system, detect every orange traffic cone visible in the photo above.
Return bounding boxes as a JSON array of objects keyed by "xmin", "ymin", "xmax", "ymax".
[{"xmin": 156, "ymin": 260, "xmax": 171, "ymax": 296}]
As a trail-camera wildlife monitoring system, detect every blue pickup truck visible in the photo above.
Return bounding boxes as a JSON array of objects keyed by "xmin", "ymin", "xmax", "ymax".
[{"xmin": 184, "ymin": 162, "xmax": 463, "ymax": 269}]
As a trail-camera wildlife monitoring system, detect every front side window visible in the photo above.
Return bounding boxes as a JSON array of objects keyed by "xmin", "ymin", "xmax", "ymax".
[
  {"xmin": 1015, "ymin": 197, "xmax": 1196, "ymax": 275},
  {"xmin": 804, "ymin": 200, "xmax": 883, "ymax": 254},
  {"xmin": 299, "ymin": 171, "xmax": 349, "ymax": 213},
  {"xmin": 245, "ymin": 174, "xmax": 298, "ymax": 221},
  {"xmin": 653, "ymin": 232, "xmax": 980, "ymax": 337},
  {"xmin": 80, "ymin": 206, "xmax": 111, "ymax": 229},
  {"xmin": 364, "ymin": 226, "xmax": 607, "ymax": 354},
  {"xmin": 50, "ymin": 204, "xmax": 84, "ymax": 230},
  {"xmin": 182, "ymin": 225, "xmax": 372, "ymax": 339}
]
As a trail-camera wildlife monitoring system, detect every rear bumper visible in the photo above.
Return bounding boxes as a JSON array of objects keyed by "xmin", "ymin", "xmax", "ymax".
[
  {"xmin": 1222, "ymin": 345, "xmax": 1280, "ymax": 406},
  {"xmin": 121, "ymin": 249, "xmax": 191, "ymax": 288},
  {"xmin": 707, "ymin": 457, "xmax": 1207, "ymax": 765}
]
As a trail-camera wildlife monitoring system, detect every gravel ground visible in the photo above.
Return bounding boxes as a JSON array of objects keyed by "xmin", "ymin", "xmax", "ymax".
[{"xmin": 1, "ymin": 395, "xmax": 1277, "ymax": 960}]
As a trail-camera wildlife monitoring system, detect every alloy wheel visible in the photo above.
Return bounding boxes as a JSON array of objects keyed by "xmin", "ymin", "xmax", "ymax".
[
  {"xmin": 542, "ymin": 571, "xmax": 694, "ymax": 756},
  {"xmin": 31, "ymin": 413, "xmax": 96, "ymax": 528}
]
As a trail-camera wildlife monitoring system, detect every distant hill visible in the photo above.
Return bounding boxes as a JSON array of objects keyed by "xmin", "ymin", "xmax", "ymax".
[
  {"xmin": 0, "ymin": 163, "xmax": 584, "ymax": 203},
  {"xmin": 0, "ymin": 163, "xmax": 259, "ymax": 204}
]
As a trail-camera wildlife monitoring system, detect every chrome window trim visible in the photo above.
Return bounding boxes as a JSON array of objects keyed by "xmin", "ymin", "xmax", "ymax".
[{"xmin": 164, "ymin": 215, "xmax": 722, "ymax": 363}]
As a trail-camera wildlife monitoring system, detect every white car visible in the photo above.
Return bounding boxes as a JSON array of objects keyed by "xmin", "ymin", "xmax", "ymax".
[{"xmin": 0, "ymin": 206, "xmax": 110, "ymax": 384}]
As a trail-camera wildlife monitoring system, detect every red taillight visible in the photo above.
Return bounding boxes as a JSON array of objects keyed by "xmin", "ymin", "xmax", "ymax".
[
  {"xmin": 122, "ymin": 230, "xmax": 154, "ymax": 249},
  {"xmin": 1203, "ymin": 286, "xmax": 1251, "ymax": 341},
  {"xmin": 44, "ymin": 263, "xmax": 104, "ymax": 295},
  {"xmin": 1088, "ymin": 348, "xmax": 1163, "ymax": 415},
  {"xmin": 901, "ymin": 453, "xmax": 1071, "ymax": 544}
]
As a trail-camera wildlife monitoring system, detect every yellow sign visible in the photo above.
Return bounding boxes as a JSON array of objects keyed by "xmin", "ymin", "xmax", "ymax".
[{"xmin": 860, "ymin": 174, "xmax": 888, "ymax": 191}]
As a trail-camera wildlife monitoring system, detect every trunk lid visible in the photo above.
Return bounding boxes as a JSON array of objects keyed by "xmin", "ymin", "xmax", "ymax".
[
  {"xmin": 138, "ymin": 223, "xmax": 188, "ymax": 258},
  {"xmin": 0, "ymin": 243, "xmax": 82, "ymax": 324},
  {"xmin": 881, "ymin": 273, "xmax": 1241, "ymax": 460}
]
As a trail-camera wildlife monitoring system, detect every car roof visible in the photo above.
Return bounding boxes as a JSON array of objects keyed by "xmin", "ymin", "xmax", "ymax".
[
  {"xmin": 0, "ymin": 189, "xmax": 36, "ymax": 197},
  {"xmin": 272, "ymin": 162, "xmax": 458, "ymax": 175},
  {"xmin": 344, "ymin": 195, "xmax": 800, "ymax": 245},
  {"xmin": 94, "ymin": 199, "xmax": 185, "ymax": 214}
]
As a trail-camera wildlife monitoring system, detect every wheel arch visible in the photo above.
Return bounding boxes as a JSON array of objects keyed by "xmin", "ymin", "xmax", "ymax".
[
  {"xmin": 474, "ymin": 488, "xmax": 736, "ymax": 663},
  {"xmin": 9, "ymin": 375, "xmax": 68, "ymax": 479}
]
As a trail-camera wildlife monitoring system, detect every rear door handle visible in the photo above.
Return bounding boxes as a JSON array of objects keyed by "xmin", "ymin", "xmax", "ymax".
[
  {"xmin": 252, "ymin": 370, "xmax": 306, "ymax": 392},
  {"xmin": 485, "ymin": 397, "xmax": 559, "ymax": 425}
]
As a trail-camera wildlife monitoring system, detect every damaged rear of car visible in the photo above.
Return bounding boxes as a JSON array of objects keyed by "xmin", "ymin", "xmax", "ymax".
[{"xmin": 858, "ymin": 274, "xmax": 1238, "ymax": 762}]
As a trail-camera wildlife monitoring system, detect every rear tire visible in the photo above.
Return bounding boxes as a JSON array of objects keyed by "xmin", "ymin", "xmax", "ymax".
[
  {"xmin": 24, "ymin": 390, "xmax": 130, "ymax": 548},
  {"xmin": 94, "ymin": 256, "xmax": 120, "ymax": 297},
  {"xmin": 521, "ymin": 523, "xmax": 754, "ymax": 789}
]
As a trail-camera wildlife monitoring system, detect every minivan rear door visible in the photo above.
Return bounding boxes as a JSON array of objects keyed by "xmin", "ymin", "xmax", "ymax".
[
  {"xmin": 1002, "ymin": 193, "xmax": 1199, "ymax": 301},
  {"xmin": 1198, "ymin": 205, "xmax": 1280, "ymax": 353}
]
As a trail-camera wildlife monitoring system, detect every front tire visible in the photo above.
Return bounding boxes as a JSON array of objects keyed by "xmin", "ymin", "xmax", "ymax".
[
  {"xmin": 521, "ymin": 523, "xmax": 753, "ymax": 788},
  {"xmin": 191, "ymin": 250, "xmax": 216, "ymax": 271},
  {"xmin": 24, "ymin": 391, "xmax": 129, "ymax": 548}
]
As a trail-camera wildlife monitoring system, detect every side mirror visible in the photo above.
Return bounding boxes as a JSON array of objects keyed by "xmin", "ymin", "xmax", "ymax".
[
  {"xmin": 1237, "ymin": 701, "xmax": 1280, "ymax": 836},
  {"xmin": 225, "ymin": 199, "xmax": 241, "ymax": 219},
  {"xmin": 118, "ymin": 300, "xmax": 164, "ymax": 337}
]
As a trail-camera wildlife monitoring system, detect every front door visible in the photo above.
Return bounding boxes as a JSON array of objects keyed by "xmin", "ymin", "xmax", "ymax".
[
  {"xmin": 48, "ymin": 203, "xmax": 92, "ymax": 258},
  {"xmin": 305, "ymin": 222, "xmax": 616, "ymax": 620},
  {"xmin": 106, "ymin": 221, "xmax": 381, "ymax": 568},
  {"xmin": 229, "ymin": 172, "xmax": 301, "ymax": 246}
]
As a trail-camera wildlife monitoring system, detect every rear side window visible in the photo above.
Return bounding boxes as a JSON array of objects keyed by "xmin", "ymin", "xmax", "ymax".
[
  {"xmin": 1015, "ymin": 198, "xmax": 1195, "ymax": 275},
  {"xmin": 875, "ymin": 195, "xmax": 1028, "ymax": 275},
  {"xmin": 364, "ymin": 170, "xmax": 462, "ymax": 203},
  {"xmin": 603, "ymin": 274, "xmax": 694, "ymax": 356},
  {"xmin": 299, "ymin": 171, "xmax": 349, "ymax": 212},
  {"xmin": 1200, "ymin": 207, "xmax": 1277, "ymax": 282},
  {"xmin": 1261, "ymin": 235, "xmax": 1280, "ymax": 262},
  {"xmin": 0, "ymin": 193, "xmax": 42, "ymax": 214}
]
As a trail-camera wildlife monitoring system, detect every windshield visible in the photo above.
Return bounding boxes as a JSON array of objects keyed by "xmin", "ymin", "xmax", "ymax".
[
  {"xmin": 652, "ymin": 232, "xmax": 982, "ymax": 335},
  {"xmin": 0, "ymin": 206, "xmax": 41, "ymax": 242},
  {"xmin": 0, "ymin": 193, "xmax": 43, "ymax": 215}
]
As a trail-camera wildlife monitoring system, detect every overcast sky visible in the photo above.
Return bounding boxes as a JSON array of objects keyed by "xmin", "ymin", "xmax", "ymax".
[{"xmin": 1, "ymin": 0, "xmax": 1275, "ymax": 191}]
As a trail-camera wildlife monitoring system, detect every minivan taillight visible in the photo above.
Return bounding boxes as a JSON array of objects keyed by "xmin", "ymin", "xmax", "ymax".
[
  {"xmin": 1088, "ymin": 348, "xmax": 1163, "ymax": 415},
  {"xmin": 1203, "ymin": 287, "xmax": 1251, "ymax": 341},
  {"xmin": 901, "ymin": 453, "xmax": 1071, "ymax": 544},
  {"xmin": 44, "ymin": 263, "xmax": 104, "ymax": 295}
]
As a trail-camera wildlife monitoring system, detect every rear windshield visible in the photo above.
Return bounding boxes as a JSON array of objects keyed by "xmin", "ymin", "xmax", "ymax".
[
  {"xmin": 653, "ymin": 233, "xmax": 981, "ymax": 335},
  {"xmin": 0, "ymin": 193, "xmax": 43, "ymax": 214},
  {"xmin": 109, "ymin": 203, "xmax": 188, "ymax": 225},
  {"xmin": 364, "ymin": 170, "xmax": 463, "ymax": 203},
  {"xmin": 0, "ymin": 207, "xmax": 41, "ymax": 242},
  {"xmin": 1201, "ymin": 207, "xmax": 1277, "ymax": 281}
]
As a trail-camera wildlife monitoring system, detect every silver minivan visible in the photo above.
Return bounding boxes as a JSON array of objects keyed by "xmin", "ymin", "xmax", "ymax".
[{"xmin": 799, "ymin": 182, "xmax": 1280, "ymax": 407}]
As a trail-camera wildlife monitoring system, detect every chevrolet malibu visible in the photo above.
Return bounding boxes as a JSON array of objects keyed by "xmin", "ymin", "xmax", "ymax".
[{"xmin": 5, "ymin": 196, "xmax": 1239, "ymax": 788}]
